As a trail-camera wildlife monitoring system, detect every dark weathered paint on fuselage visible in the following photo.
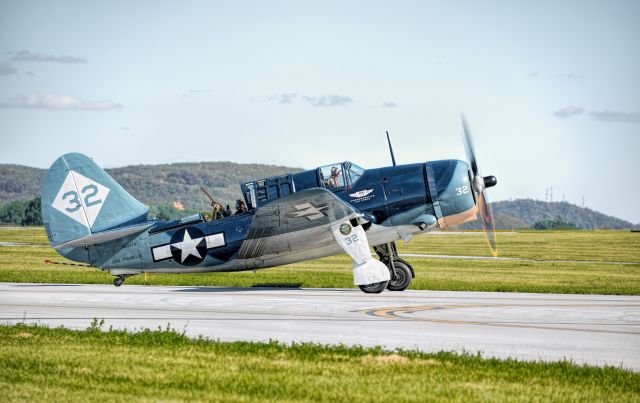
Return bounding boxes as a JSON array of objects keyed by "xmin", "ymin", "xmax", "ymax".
[
  {"xmin": 86, "ymin": 213, "xmax": 254, "ymax": 271},
  {"xmin": 83, "ymin": 159, "xmax": 473, "ymax": 273},
  {"xmin": 350, "ymin": 164, "xmax": 431, "ymax": 224}
]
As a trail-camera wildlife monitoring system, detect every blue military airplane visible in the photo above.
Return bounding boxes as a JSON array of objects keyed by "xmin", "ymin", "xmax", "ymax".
[{"xmin": 41, "ymin": 117, "xmax": 497, "ymax": 293}]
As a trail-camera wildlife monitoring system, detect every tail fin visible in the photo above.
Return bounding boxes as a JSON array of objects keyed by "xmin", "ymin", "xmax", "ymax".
[{"xmin": 41, "ymin": 153, "xmax": 148, "ymax": 247}]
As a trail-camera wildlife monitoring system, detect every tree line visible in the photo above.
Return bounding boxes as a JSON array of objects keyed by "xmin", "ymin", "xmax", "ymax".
[
  {"xmin": 531, "ymin": 217, "xmax": 578, "ymax": 230},
  {"xmin": 0, "ymin": 198, "xmax": 42, "ymax": 225},
  {"xmin": 0, "ymin": 198, "xmax": 612, "ymax": 231},
  {"xmin": 0, "ymin": 198, "xmax": 211, "ymax": 226}
]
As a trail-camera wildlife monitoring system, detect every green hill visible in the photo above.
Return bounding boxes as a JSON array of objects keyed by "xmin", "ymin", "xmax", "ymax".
[
  {"xmin": 492, "ymin": 199, "xmax": 632, "ymax": 229},
  {"xmin": 454, "ymin": 199, "xmax": 633, "ymax": 230},
  {"xmin": 0, "ymin": 165, "xmax": 45, "ymax": 206},
  {"xmin": 0, "ymin": 163, "xmax": 634, "ymax": 229},
  {"xmin": 0, "ymin": 162, "xmax": 302, "ymax": 211},
  {"xmin": 106, "ymin": 162, "xmax": 303, "ymax": 210}
]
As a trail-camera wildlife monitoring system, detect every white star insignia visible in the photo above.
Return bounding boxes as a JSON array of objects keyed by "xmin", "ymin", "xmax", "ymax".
[
  {"xmin": 289, "ymin": 203, "xmax": 329, "ymax": 220},
  {"xmin": 172, "ymin": 230, "xmax": 204, "ymax": 263}
]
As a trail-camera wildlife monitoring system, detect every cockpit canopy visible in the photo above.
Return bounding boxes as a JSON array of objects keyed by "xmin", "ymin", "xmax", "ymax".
[
  {"xmin": 318, "ymin": 161, "xmax": 364, "ymax": 191},
  {"xmin": 241, "ymin": 161, "xmax": 365, "ymax": 209}
]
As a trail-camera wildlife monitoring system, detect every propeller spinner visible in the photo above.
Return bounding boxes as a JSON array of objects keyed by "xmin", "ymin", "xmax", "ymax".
[{"xmin": 461, "ymin": 115, "xmax": 498, "ymax": 257}]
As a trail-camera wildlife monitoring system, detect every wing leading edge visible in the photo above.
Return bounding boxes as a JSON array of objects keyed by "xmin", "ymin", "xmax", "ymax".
[
  {"xmin": 234, "ymin": 188, "xmax": 389, "ymax": 284},
  {"xmin": 237, "ymin": 188, "xmax": 355, "ymax": 260}
]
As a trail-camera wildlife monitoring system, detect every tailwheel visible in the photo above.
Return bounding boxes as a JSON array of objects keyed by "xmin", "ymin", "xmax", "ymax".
[
  {"xmin": 112, "ymin": 276, "xmax": 125, "ymax": 287},
  {"xmin": 386, "ymin": 261, "xmax": 412, "ymax": 291},
  {"xmin": 359, "ymin": 281, "xmax": 389, "ymax": 294}
]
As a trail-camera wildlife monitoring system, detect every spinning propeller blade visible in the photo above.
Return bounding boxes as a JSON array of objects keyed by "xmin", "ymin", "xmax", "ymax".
[{"xmin": 461, "ymin": 114, "xmax": 498, "ymax": 257}]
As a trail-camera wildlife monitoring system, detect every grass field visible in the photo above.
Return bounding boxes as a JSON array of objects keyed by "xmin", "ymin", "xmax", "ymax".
[
  {"xmin": 1, "ymin": 323, "xmax": 638, "ymax": 402},
  {"xmin": 1, "ymin": 227, "xmax": 639, "ymax": 294}
]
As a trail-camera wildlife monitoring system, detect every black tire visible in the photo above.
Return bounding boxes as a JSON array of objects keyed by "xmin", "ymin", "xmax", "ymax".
[
  {"xmin": 387, "ymin": 261, "xmax": 413, "ymax": 291},
  {"xmin": 359, "ymin": 281, "xmax": 388, "ymax": 294},
  {"xmin": 113, "ymin": 277, "xmax": 124, "ymax": 287}
]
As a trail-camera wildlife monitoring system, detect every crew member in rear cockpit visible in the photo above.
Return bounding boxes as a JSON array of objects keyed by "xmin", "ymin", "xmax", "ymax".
[{"xmin": 235, "ymin": 199, "xmax": 248, "ymax": 214}]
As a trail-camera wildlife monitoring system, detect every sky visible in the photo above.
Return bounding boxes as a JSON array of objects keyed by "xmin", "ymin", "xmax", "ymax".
[{"xmin": 0, "ymin": 1, "xmax": 639, "ymax": 223}]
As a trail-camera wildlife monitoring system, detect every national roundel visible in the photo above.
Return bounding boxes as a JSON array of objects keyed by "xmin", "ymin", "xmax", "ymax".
[{"xmin": 169, "ymin": 227, "xmax": 208, "ymax": 266}]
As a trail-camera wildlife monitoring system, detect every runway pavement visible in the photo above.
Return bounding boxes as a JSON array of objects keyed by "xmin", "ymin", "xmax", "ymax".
[{"xmin": 1, "ymin": 282, "xmax": 639, "ymax": 371}]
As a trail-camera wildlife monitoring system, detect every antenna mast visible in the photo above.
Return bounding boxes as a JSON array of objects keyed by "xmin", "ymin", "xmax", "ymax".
[{"xmin": 386, "ymin": 131, "xmax": 397, "ymax": 166}]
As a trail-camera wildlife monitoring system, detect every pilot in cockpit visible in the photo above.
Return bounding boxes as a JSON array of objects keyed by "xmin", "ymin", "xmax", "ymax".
[{"xmin": 326, "ymin": 166, "xmax": 342, "ymax": 188}]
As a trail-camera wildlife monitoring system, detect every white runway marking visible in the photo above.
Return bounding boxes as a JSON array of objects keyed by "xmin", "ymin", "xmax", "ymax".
[
  {"xmin": 399, "ymin": 253, "xmax": 640, "ymax": 265},
  {"xmin": 0, "ymin": 242, "xmax": 49, "ymax": 248},
  {"xmin": 1, "ymin": 283, "xmax": 638, "ymax": 371}
]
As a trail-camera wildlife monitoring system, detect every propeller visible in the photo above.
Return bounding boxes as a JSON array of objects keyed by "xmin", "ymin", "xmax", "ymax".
[{"xmin": 461, "ymin": 114, "xmax": 498, "ymax": 257}]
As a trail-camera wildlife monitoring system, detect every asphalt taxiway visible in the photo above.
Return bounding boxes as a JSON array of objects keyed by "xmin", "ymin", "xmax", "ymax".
[{"xmin": 1, "ymin": 283, "xmax": 638, "ymax": 371}]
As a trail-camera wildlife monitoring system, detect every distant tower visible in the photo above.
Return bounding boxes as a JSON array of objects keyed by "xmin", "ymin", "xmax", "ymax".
[
  {"xmin": 581, "ymin": 196, "xmax": 585, "ymax": 208},
  {"xmin": 550, "ymin": 187, "xmax": 553, "ymax": 203},
  {"xmin": 562, "ymin": 194, "xmax": 565, "ymax": 202},
  {"xmin": 545, "ymin": 188, "xmax": 549, "ymax": 202}
]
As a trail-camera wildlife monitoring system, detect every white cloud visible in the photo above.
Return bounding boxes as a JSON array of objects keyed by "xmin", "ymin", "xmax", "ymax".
[
  {"xmin": 381, "ymin": 101, "xmax": 397, "ymax": 108},
  {"xmin": 263, "ymin": 93, "xmax": 353, "ymax": 107},
  {"xmin": 552, "ymin": 106, "xmax": 640, "ymax": 124},
  {"xmin": 552, "ymin": 106, "xmax": 585, "ymax": 118},
  {"xmin": 0, "ymin": 93, "xmax": 121, "ymax": 111},
  {"xmin": 589, "ymin": 110, "xmax": 640, "ymax": 123},
  {"xmin": 11, "ymin": 49, "xmax": 87, "ymax": 64},
  {"xmin": 301, "ymin": 94, "xmax": 353, "ymax": 108},
  {"xmin": 266, "ymin": 93, "xmax": 298, "ymax": 104}
]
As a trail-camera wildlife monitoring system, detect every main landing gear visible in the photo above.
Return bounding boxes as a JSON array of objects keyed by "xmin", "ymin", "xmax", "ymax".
[
  {"xmin": 374, "ymin": 242, "xmax": 414, "ymax": 292},
  {"xmin": 358, "ymin": 281, "xmax": 388, "ymax": 294},
  {"xmin": 358, "ymin": 242, "xmax": 414, "ymax": 294}
]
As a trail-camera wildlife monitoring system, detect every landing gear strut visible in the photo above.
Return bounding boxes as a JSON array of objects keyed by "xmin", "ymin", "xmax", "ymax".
[{"xmin": 374, "ymin": 242, "xmax": 414, "ymax": 291}]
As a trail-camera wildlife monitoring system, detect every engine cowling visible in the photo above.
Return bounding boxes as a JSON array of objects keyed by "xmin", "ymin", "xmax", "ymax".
[{"xmin": 425, "ymin": 159, "xmax": 477, "ymax": 229}]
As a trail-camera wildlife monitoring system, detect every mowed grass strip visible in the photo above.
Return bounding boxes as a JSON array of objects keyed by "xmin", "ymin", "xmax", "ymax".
[
  {"xmin": 1, "ymin": 324, "xmax": 638, "ymax": 403},
  {"xmin": 0, "ymin": 226, "xmax": 49, "ymax": 245},
  {"xmin": 0, "ymin": 227, "xmax": 639, "ymax": 294},
  {"xmin": 4, "ymin": 227, "xmax": 639, "ymax": 262},
  {"xmin": 397, "ymin": 230, "xmax": 640, "ymax": 262}
]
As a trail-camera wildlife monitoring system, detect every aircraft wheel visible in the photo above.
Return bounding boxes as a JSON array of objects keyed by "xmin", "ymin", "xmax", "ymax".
[
  {"xmin": 386, "ymin": 261, "xmax": 412, "ymax": 291},
  {"xmin": 359, "ymin": 281, "xmax": 388, "ymax": 294},
  {"xmin": 113, "ymin": 277, "xmax": 124, "ymax": 287}
]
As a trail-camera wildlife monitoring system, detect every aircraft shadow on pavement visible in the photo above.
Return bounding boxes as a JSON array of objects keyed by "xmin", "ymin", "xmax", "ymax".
[
  {"xmin": 174, "ymin": 283, "xmax": 303, "ymax": 293},
  {"xmin": 15, "ymin": 284, "xmax": 84, "ymax": 287}
]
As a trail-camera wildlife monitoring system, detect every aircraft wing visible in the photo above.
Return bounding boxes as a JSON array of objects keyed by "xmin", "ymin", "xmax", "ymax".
[
  {"xmin": 237, "ymin": 188, "xmax": 358, "ymax": 259},
  {"xmin": 236, "ymin": 188, "xmax": 390, "ymax": 285}
]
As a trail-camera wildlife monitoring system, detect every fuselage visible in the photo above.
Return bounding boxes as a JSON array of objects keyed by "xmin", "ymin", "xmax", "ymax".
[{"xmin": 62, "ymin": 159, "xmax": 477, "ymax": 276}]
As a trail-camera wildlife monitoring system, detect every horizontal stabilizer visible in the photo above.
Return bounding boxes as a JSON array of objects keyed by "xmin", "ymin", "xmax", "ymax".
[{"xmin": 54, "ymin": 222, "xmax": 153, "ymax": 249}]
